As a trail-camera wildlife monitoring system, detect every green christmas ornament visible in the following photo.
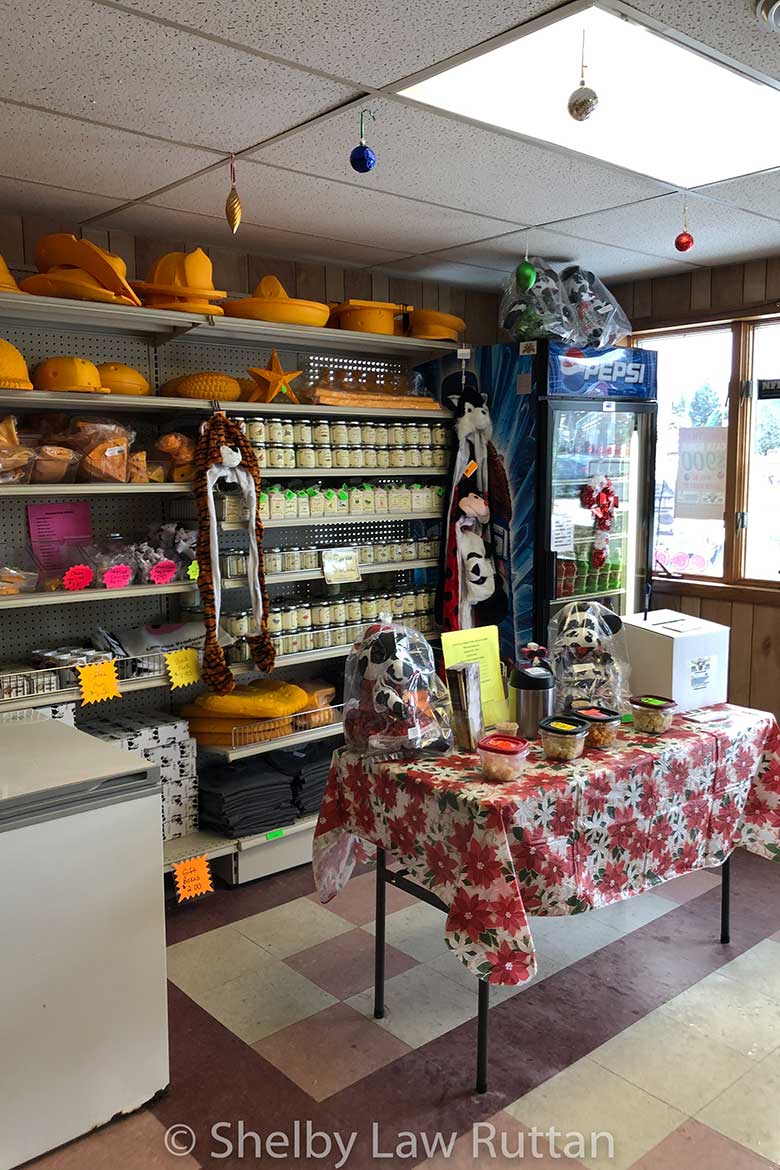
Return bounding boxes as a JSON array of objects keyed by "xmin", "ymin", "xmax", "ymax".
[{"xmin": 516, "ymin": 259, "xmax": 537, "ymax": 292}]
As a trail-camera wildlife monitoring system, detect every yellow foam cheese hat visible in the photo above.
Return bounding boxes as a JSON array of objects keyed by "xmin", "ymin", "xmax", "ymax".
[
  {"xmin": 223, "ymin": 275, "xmax": 329, "ymax": 327},
  {"xmin": 0, "ymin": 256, "xmax": 24, "ymax": 294},
  {"xmin": 0, "ymin": 337, "xmax": 33, "ymax": 389},
  {"xmin": 21, "ymin": 234, "xmax": 141, "ymax": 307},
  {"xmin": 96, "ymin": 362, "xmax": 152, "ymax": 396},
  {"xmin": 32, "ymin": 356, "xmax": 107, "ymax": 394},
  {"xmin": 132, "ymin": 247, "xmax": 226, "ymax": 314}
]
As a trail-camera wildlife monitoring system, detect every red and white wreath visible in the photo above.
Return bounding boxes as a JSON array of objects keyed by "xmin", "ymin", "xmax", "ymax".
[{"xmin": 580, "ymin": 476, "xmax": 619, "ymax": 568}]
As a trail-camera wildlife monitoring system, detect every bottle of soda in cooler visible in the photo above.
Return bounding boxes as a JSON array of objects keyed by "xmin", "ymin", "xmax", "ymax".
[{"xmin": 607, "ymin": 544, "xmax": 623, "ymax": 591}]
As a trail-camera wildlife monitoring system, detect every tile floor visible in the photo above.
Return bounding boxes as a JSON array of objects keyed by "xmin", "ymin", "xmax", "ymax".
[{"xmin": 27, "ymin": 854, "xmax": 780, "ymax": 1169}]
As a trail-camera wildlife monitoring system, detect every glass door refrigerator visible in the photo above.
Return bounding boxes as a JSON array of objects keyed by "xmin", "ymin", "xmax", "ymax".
[{"xmin": 534, "ymin": 342, "xmax": 658, "ymax": 640}]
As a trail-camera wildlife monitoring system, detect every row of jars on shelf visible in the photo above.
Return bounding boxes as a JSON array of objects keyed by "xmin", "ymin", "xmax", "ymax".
[
  {"xmin": 259, "ymin": 481, "xmax": 443, "ymax": 520},
  {"xmin": 220, "ymin": 537, "xmax": 441, "ymax": 579},
  {"xmin": 218, "ymin": 585, "xmax": 436, "ymax": 640},
  {"xmin": 252, "ymin": 441, "xmax": 448, "ymax": 471},
  {"xmin": 235, "ymin": 417, "xmax": 449, "ymax": 449},
  {"xmin": 228, "ymin": 610, "xmax": 438, "ymax": 660}
]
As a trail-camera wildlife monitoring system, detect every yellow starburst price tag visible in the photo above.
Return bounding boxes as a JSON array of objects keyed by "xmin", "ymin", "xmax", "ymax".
[
  {"xmin": 187, "ymin": 560, "xmax": 199, "ymax": 581},
  {"xmin": 77, "ymin": 660, "xmax": 121, "ymax": 706},
  {"xmin": 165, "ymin": 648, "xmax": 201, "ymax": 690}
]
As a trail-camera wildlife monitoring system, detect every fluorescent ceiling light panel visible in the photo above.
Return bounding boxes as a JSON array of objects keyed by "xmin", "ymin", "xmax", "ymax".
[{"xmin": 398, "ymin": 4, "xmax": 780, "ymax": 188}]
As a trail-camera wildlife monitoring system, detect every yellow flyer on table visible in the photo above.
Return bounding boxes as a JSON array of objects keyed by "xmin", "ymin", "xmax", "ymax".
[{"xmin": 441, "ymin": 625, "xmax": 509, "ymax": 726}]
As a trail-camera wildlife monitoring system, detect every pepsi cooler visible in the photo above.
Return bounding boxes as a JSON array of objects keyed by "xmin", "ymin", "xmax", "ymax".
[{"xmin": 533, "ymin": 340, "xmax": 657, "ymax": 639}]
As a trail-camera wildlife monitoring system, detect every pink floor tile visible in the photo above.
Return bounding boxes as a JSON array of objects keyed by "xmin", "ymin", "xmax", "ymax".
[
  {"xmin": 310, "ymin": 869, "xmax": 417, "ymax": 926},
  {"xmin": 630, "ymin": 1119, "xmax": 776, "ymax": 1170},
  {"xmin": 653, "ymin": 869, "xmax": 721, "ymax": 904},
  {"xmin": 286, "ymin": 926, "xmax": 418, "ymax": 998},
  {"xmin": 253, "ymin": 1001, "xmax": 411, "ymax": 1101},
  {"xmin": 25, "ymin": 1108, "xmax": 201, "ymax": 1169},
  {"xmin": 414, "ymin": 1110, "xmax": 587, "ymax": 1169}
]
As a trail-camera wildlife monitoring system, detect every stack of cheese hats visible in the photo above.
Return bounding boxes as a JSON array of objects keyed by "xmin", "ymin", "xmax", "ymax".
[
  {"xmin": 20, "ymin": 234, "xmax": 141, "ymax": 306},
  {"xmin": 132, "ymin": 247, "xmax": 226, "ymax": 315}
]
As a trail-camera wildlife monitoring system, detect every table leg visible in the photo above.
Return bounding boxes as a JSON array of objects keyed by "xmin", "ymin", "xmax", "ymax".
[
  {"xmin": 374, "ymin": 847, "xmax": 386, "ymax": 1019},
  {"xmin": 720, "ymin": 855, "xmax": 731, "ymax": 945},
  {"xmin": 476, "ymin": 978, "xmax": 489, "ymax": 1094}
]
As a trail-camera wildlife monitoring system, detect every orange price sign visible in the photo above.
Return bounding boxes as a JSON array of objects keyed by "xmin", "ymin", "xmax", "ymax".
[{"xmin": 172, "ymin": 854, "xmax": 214, "ymax": 903}]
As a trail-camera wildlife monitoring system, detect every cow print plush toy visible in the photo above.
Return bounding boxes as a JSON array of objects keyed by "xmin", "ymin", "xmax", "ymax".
[
  {"xmin": 436, "ymin": 369, "xmax": 511, "ymax": 632},
  {"xmin": 343, "ymin": 622, "xmax": 453, "ymax": 755},
  {"xmin": 549, "ymin": 601, "xmax": 628, "ymax": 711}
]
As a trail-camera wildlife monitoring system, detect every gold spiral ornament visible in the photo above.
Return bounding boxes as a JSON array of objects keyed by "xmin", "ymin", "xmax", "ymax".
[
  {"xmin": 224, "ymin": 153, "xmax": 242, "ymax": 234},
  {"xmin": 225, "ymin": 185, "xmax": 242, "ymax": 234}
]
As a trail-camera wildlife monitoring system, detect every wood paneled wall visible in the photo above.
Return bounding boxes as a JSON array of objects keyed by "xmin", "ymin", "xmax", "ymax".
[
  {"xmin": 0, "ymin": 212, "xmax": 501, "ymax": 346},
  {"xmin": 611, "ymin": 256, "xmax": 780, "ymax": 332},
  {"xmin": 653, "ymin": 591, "xmax": 780, "ymax": 720}
]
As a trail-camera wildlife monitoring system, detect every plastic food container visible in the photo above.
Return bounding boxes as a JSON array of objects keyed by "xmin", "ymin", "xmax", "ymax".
[
  {"xmin": 539, "ymin": 715, "xmax": 589, "ymax": 761},
  {"xmin": 568, "ymin": 703, "xmax": 622, "ymax": 749},
  {"xmin": 477, "ymin": 734, "xmax": 530, "ymax": 782},
  {"xmin": 629, "ymin": 695, "xmax": 677, "ymax": 734}
]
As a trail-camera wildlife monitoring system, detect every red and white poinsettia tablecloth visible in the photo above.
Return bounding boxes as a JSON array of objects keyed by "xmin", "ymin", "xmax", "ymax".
[{"xmin": 313, "ymin": 704, "xmax": 780, "ymax": 986}]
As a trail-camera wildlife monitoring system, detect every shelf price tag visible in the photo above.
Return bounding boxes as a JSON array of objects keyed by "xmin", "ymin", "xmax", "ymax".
[
  {"xmin": 321, "ymin": 546, "xmax": 361, "ymax": 585},
  {"xmin": 165, "ymin": 647, "xmax": 201, "ymax": 690},
  {"xmin": 77, "ymin": 659, "xmax": 121, "ymax": 705},
  {"xmin": 172, "ymin": 854, "xmax": 213, "ymax": 903}
]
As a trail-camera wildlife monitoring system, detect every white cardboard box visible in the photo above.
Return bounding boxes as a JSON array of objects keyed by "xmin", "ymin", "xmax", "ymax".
[{"xmin": 622, "ymin": 609, "xmax": 730, "ymax": 712}]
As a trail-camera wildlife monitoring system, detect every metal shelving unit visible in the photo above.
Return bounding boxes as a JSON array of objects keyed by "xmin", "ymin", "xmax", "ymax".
[
  {"xmin": 0, "ymin": 290, "xmax": 455, "ymax": 361},
  {"xmin": 1, "ymin": 559, "xmax": 438, "ymax": 610},
  {"xmin": 203, "ymin": 720, "xmax": 344, "ymax": 763}
]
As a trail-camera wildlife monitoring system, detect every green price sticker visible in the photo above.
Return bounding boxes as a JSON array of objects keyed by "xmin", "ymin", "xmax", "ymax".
[
  {"xmin": 266, "ymin": 828, "xmax": 285, "ymax": 841},
  {"xmin": 187, "ymin": 560, "xmax": 199, "ymax": 581}
]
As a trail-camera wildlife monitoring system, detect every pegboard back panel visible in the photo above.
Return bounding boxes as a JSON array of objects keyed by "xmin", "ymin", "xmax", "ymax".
[
  {"xmin": 156, "ymin": 338, "xmax": 408, "ymax": 392},
  {"xmin": 1, "ymin": 324, "xmax": 153, "ymax": 384}
]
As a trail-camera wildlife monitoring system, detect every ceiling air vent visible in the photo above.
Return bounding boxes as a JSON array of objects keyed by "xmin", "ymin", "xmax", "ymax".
[{"xmin": 757, "ymin": 0, "xmax": 780, "ymax": 31}]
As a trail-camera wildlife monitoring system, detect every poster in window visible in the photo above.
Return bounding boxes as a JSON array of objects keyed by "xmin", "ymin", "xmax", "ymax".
[{"xmin": 674, "ymin": 427, "xmax": 727, "ymax": 521}]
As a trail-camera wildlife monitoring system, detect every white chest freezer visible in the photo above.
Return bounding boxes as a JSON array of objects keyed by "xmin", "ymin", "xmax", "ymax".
[{"xmin": 0, "ymin": 718, "xmax": 169, "ymax": 1170}]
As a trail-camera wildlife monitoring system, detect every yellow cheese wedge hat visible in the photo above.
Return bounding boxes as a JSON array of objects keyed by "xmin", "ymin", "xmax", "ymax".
[
  {"xmin": 96, "ymin": 362, "xmax": 152, "ymax": 396},
  {"xmin": 0, "ymin": 256, "xmax": 24, "ymax": 294},
  {"xmin": 33, "ymin": 356, "xmax": 107, "ymax": 394},
  {"xmin": 0, "ymin": 337, "xmax": 33, "ymax": 389}
]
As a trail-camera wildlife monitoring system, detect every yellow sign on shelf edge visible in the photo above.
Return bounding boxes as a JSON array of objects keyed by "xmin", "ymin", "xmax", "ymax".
[
  {"xmin": 77, "ymin": 659, "xmax": 122, "ymax": 705},
  {"xmin": 165, "ymin": 647, "xmax": 202, "ymax": 690},
  {"xmin": 172, "ymin": 854, "xmax": 214, "ymax": 903},
  {"xmin": 441, "ymin": 624, "xmax": 510, "ymax": 727}
]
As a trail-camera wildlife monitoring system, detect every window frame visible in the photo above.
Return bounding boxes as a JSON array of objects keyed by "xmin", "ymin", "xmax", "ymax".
[{"xmin": 632, "ymin": 315, "xmax": 780, "ymax": 597}]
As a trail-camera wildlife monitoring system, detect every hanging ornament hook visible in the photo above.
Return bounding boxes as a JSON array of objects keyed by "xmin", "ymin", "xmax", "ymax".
[
  {"xmin": 350, "ymin": 108, "xmax": 377, "ymax": 173},
  {"xmin": 224, "ymin": 152, "xmax": 242, "ymax": 234},
  {"xmin": 515, "ymin": 231, "xmax": 537, "ymax": 292},
  {"xmin": 567, "ymin": 29, "xmax": 599, "ymax": 122}
]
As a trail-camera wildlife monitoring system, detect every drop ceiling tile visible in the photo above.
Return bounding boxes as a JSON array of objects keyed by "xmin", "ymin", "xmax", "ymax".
[
  {"xmin": 98, "ymin": 202, "xmax": 407, "ymax": 267},
  {"xmin": 695, "ymin": 169, "xmax": 780, "ymax": 221},
  {"xmin": 0, "ymin": 176, "xmax": 122, "ymax": 221},
  {"xmin": 120, "ymin": 0, "xmax": 553, "ymax": 88},
  {"xmin": 0, "ymin": 104, "xmax": 217, "ymax": 200},
  {"xmin": 254, "ymin": 98, "xmax": 671, "ymax": 223},
  {"xmin": 153, "ymin": 162, "xmax": 523, "ymax": 253},
  {"xmin": 2, "ymin": 2, "xmax": 357, "ymax": 150},
  {"xmin": 378, "ymin": 256, "xmax": 505, "ymax": 290},
  {"xmin": 435, "ymin": 228, "xmax": 699, "ymax": 282},
  {"xmin": 631, "ymin": 0, "xmax": 780, "ymax": 85},
  {"xmin": 544, "ymin": 194, "xmax": 780, "ymax": 267}
]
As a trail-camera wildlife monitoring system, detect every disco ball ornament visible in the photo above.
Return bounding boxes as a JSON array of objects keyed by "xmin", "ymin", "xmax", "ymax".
[
  {"xmin": 674, "ymin": 230, "xmax": 695, "ymax": 253},
  {"xmin": 567, "ymin": 82, "xmax": 598, "ymax": 121},
  {"xmin": 349, "ymin": 141, "xmax": 376, "ymax": 173},
  {"xmin": 515, "ymin": 259, "xmax": 537, "ymax": 291}
]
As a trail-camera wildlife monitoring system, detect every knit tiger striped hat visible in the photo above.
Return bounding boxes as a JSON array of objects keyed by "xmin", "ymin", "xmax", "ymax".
[{"xmin": 194, "ymin": 411, "xmax": 275, "ymax": 693}]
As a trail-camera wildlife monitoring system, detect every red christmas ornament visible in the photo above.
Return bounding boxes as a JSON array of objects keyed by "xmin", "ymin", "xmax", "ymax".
[
  {"xmin": 675, "ymin": 230, "xmax": 695, "ymax": 253},
  {"xmin": 581, "ymin": 477, "xmax": 619, "ymax": 569}
]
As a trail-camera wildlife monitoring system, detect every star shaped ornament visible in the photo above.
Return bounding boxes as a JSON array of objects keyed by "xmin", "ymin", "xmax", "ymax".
[{"xmin": 246, "ymin": 349, "xmax": 302, "ymax": 403}]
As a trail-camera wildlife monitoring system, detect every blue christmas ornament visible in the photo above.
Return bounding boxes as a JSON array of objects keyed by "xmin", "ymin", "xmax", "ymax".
[
  {"xmin": 350, "ymin": 142, "xmax": 376, "ymax": 173},
  {"xmin": 349, "ymin": 108, "xmax": 376, "ymax": 174}
]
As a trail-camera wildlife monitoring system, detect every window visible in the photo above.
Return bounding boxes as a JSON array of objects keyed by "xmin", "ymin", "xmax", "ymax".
[
  {"xmin": 747, "ymin": 322, "xmax": 780, "ymax": 582},
  {"xmin": 637, "ymin": 328, "xmax": 731, "ymax": 578}
]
